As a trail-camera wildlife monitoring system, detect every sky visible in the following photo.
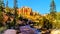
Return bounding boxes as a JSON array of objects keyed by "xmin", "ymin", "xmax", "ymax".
[{"xmin": 4, "ymin": 0, "xmax": 60, "ymax": 14}]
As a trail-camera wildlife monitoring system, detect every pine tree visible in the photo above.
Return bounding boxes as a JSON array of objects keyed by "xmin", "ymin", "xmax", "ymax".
[
  {"xmin": 13, "ymin": 0, "xmax": 18, "ymax": 26},
  {"xmin": 0, "ymin": 0, "xmax": 5, "ymax": 11},
  {"xmin": 14, "ymin": 0, "xmax": 18, "ymax": 17},
  {"xmin": 50, "ymin": 0, "xmax": 56, "ymax": 19},
  {"xmin": 6, "ymin": 0, "xmax": 8, "ymax": 7}
]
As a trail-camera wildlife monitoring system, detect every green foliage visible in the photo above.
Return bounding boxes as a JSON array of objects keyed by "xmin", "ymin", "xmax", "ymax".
[
  {"xmin": 42, "ymin": 17, "xmax": 52, "ymax": 29},
  {"xmin": 0, "ymin": 26, "xmax": 7, "ymax": 32},
  {"xmin": 0, "ymin": 0, "xmax": 5, "ymax": 12},
  {"xmin": 0, "ymin": 12, "xmax": 3, "ymax": 23},
  {"xmin": 52, "ymin": 12, "xmax": 60, "ymax": 29}
]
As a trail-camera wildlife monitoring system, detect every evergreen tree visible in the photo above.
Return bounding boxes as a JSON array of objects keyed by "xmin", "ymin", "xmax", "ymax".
[
  {"xmin": 13, "ymin": 0, "xmax": 18, "ymax": 26},
  {"xmin": 0, "ymin": 0, "xmax": 5, "ymax": 11},
  {"xmin": 14, "ymin": 0, "xmax": 18, "ymax": 17},
  {"xmin": 50, "ymin": 0, "xmax": 56, "ymax": 19},
  {"xmin": 6, "ymin": 0, "xmax": 8, "ymax": 7}
]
